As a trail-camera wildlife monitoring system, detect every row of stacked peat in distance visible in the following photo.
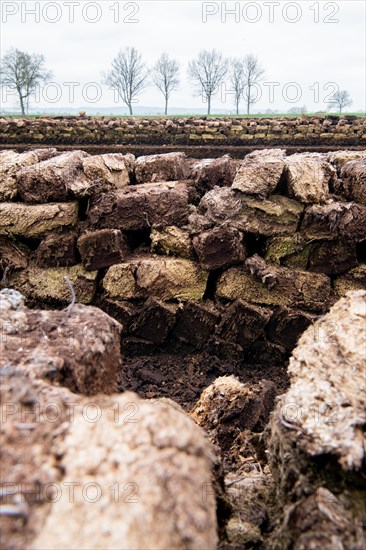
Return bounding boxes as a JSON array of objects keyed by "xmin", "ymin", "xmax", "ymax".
[
  {"xmin": 1, "ymin": 147, "xmax": 365, "ymax": 375},
  {"xmin": 1, "ymin": 115, "xmax": 365, "ymax": 149}
]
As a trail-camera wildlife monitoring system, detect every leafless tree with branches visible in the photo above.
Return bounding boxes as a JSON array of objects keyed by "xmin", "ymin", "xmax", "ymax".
[
  {"xmin": 152, "ymin": 53, "xmax": 180, "ymax": 115},
  {"xmin": 103, "ymin": 47, "xmax": 148, "ymax": 115},
  {"xmin": 0, "ymin": 48, "xmax": 52, "ymax": 115},
  {"xmin": 328, "ymin": 90, "xmax": 353, "ymax": 113},
  {"xmin": 242, "ymin": 54, "xmax": 265, "ymax": 115},
  {"xmin": 188, "ymin": 49, "xmax": 228, "ymax": 115},
  {"xmin": 230, "ymin": 58, "xmax": 246, "ymax": 115}
]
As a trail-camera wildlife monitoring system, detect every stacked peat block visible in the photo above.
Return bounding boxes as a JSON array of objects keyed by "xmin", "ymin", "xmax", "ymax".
[
  {"xmin": 0, "ymin": 115, "xmax": 365, "ymax": 147},
  {"xmin": 1, "ymin": 148, "xmax": 365, "ymax": 363}
]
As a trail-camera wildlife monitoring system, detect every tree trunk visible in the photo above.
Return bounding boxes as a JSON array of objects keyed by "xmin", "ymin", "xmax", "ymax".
[
  {"xmin": 128, "ymin": 103, "xmax": 133, "ymax": 116},
  {"xmin": 207, "ymin": 95, "xmax": 211, "ymax": 115},
  {"xmin": 247, "ymin": 97, "xmax": 250, "ymax": 115},
  {"xmin": 236, "ymin": 99, "xmax": 239, "ymax": 115},
  {"xmin": 19, "ymin": 94, "xmax": 25, "ymax": 116},
  {"xmin": 165, "ymin": 96, "xmax": 168, "ymax": 116}
]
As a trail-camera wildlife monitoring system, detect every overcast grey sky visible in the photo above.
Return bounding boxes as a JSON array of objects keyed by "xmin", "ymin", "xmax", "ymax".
[{"xmin": 1, "ymin": 0, "xmax": 365, "ymax": 113}]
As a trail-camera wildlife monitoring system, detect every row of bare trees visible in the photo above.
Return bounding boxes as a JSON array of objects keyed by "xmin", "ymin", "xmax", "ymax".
[
  {"xmin": 0, "ymin": 47, "xmax": 354, "ymax": 116},
  {"xmin": 103, "ymin": 49, "xmax": 180, "ymax": 116},
  {"xmin": 103, "ymin": 47, "xmax": 265, "ymax": 115}
]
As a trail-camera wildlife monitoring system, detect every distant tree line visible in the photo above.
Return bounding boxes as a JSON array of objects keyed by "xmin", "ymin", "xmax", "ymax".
[{"xmin": 0, "ymin": 47, "xmax": 354, "ymax": 116}]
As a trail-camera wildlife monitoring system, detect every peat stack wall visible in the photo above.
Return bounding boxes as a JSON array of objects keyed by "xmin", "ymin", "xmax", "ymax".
[
  {"xmin": 0, "ymin": 115, "xmax": 365, "ymax": 152},
  {"xmin": 1, "ymin": 148, "xmax": 366, "ymax": 367}
]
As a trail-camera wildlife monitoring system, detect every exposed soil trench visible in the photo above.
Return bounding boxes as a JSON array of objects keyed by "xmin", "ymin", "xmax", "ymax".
[{"xmin": 122, "ymin": 354, "xmax": 290, "ymax": 412}]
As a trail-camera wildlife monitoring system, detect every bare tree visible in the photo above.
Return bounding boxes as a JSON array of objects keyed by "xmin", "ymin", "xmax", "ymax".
[
  {"xmin": 103, "ymin": 47, "xmax": 148, "ymax": 115},
  {"xmin": 152, "ymin": 53, "xmax": 180, "ymax": 115},
  {"xmin": 188, "ymin": 49, "xmax": 228, "ymax": 115},
  {"xmin": 230, "ymin": 58, "xmax": 246, "ymax": 115},
  {"xmin": 328, "ymin": 90, "xmax": 353, "ymax": 113},
  {"xmin": 0, "ymin": 48, "xmax": 52, "ymax": 115},
  {"xmin": 242, "ymin": 54, "xmax": 265, "ymax": 115}
]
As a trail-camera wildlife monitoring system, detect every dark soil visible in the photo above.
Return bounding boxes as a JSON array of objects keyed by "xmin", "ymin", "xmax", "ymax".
[
  {"xmin": 18, "ymin": 297, "xmax": 290, "ymax": 411},
  {"xmin": 118, "ymin": 352, "xmax": 290, "ymax": 411}
]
